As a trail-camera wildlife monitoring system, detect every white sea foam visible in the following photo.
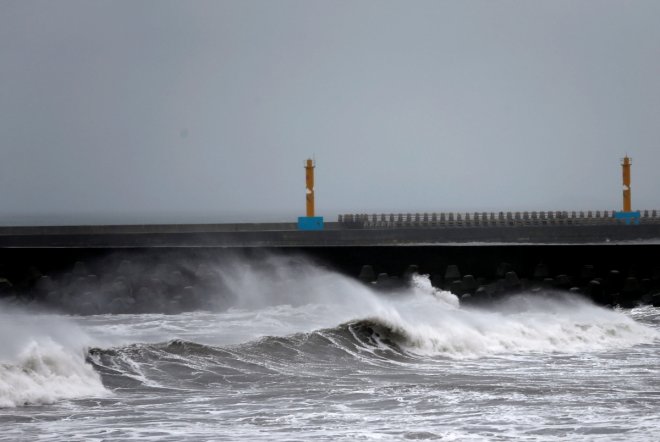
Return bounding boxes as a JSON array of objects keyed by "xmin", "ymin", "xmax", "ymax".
[
  {"xmin": 3, "ymin": 255, "xmax": 659, "ymax": 441},
  {"xmin": 366, "ymin": 283, "xmax": 658, "ymax": 358},
  {"xmin": 77, "ymin": 257, "xmax": 657, "ymax": 360},
  {"xmin": 410, "ymin": 273, "xmax": 460, "ymax": 308},
  {"xmin": 216, "ymin": 256, "xmax": 654, "ymax": 357},
  {"xmin": 0, "ymin": 306, "xmax": 109, "ymax": 408}
]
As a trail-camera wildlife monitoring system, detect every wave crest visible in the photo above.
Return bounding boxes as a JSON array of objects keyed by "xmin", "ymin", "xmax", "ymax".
[
  {"xmin": 346, "ymin": 294, "xmax": 658, "ymax": 358},
  {"xmin": 0, "ymin": 340, "xmax": 108, "ymax": 408}
]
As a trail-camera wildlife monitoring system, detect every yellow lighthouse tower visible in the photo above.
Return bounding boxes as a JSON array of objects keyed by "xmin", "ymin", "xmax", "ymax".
[
  {"xmin": 614, "ymin": 155, "xmax": 640, "ymax": 225},
  {"xmin": 297, "ymin": 158, "xmax": 324, "ymax": 230},
  {"xmin": 621, "ymin": 156, "xmax": 632, "ymax": 212},
  {"xmin": 305, "ymin": 158, "xmax": 315, "ymax": 217}
]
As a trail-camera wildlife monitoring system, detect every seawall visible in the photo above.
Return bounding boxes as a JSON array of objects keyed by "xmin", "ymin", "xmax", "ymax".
[
  {"xmin": 1, "ymin": 219, "xmax": 660, "ymax": 312},
  {"xmin": 1, "ymin": 222, "xmax": 660, "ymax": 247}
]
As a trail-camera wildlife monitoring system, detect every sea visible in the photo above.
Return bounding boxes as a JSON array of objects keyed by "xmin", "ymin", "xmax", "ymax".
[{"xmin": 1, "ymin": 255, "xmax": 659, "ymax": 441}]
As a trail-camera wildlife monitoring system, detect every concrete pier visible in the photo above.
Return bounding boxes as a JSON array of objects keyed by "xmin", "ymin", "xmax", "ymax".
[
  {"xmin": 1, "ymin": 210, "xmax": 660, "ymax": 313},
  {"xmin": 1, "ymin": 213, "xmax": 660, "ymax": 248}
]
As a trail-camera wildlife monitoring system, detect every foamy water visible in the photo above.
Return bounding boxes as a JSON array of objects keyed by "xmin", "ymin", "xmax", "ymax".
[
  {"xmin": 0, "ymin": 311, "xmax": 108, "ymax": 408},
  {"xmin": 1, "ymin": 258, "xmax": 659, "ymax": 441}
]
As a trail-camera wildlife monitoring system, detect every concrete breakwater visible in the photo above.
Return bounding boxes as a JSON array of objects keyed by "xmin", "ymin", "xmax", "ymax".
[
  {"xmin": 1, "ymin": 211, "xmax": 659, "ymax": 313},
  {"xmin": 339, "ymin": 209, "xmax": 660, "ymax": 228},
  {"xmin": 0, "ymin": 245, "xmax": 659, "ymax": 314},
  {"xmin": 1, "ymin": 218, "xmax": 660, "ymax": 247}
]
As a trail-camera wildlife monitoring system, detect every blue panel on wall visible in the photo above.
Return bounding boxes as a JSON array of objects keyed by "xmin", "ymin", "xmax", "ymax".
[
  {"xmin": 298, "ymin": 216, "xmax": 324, "ymax": 231},
  {"xmin": 614, "ymin": 211, "xmax": 641, "ymax": 225}
]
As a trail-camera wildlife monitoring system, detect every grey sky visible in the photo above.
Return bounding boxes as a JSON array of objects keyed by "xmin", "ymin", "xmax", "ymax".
[{"xmin": 1, "ymin": 0, "xmax": 659, "ymax": 225}]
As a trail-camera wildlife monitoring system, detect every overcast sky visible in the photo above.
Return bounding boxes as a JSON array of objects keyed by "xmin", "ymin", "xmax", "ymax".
[{"xmin": 1, "ymin": 0, "xmax": 659, "ymax": 225}]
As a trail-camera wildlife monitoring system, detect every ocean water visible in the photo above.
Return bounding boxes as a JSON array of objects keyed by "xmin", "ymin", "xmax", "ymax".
[{"xmin": 1, "ymin": 257, "xmax": 659, "ymax": 441}]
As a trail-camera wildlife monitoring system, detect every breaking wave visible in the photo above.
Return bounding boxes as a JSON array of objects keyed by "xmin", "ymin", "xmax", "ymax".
[
  {"xmin": 0, "ymin": 308, "xmax": 109, "ymax": 408},
  {"xmin": 2, "ymin": 266, "xmax": 658, "ymax": 407},
  {"xmin": 86, "ymin": 288, "xmax": 658, "ymax": 390},
  {"xmin": 0, "ymin": 341, "xmax": 108, "ymax": 408},
  {"xmin": 348, "ymin": 297, "xmax": 657, "ymax": 357}
]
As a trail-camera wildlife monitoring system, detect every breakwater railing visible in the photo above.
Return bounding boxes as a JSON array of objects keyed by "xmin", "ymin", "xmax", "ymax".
[{"xmin": 338, "ymin": 210, "xmax": 660, "ymax": 228}]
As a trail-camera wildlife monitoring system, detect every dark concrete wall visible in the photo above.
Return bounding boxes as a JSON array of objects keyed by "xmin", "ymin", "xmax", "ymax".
[
  {"xmin": 0, "ymin": 223, "xmax": 659, "ymax": 247},
  {"xmin": 1, "ymin": 244, "xmax": 658, "ymax": 286}
]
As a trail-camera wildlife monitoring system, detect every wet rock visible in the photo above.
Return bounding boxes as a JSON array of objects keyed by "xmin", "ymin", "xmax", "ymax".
[
  {"xmin": 444, "ymin": 265, "xmax": 461, "ymax": 282},
  {"xmin": 519, "ymin": 278, "xmax": 530, "ymax": 291},
  {"xmin": 403, "ymin": 265, "xmax": 419, "ymax": 282},
  {"xmin": 580, "ymin": 265, "xmax": 596, "ymax": 282},
  {"xmin": 486, "ymin": 279, "xmax": 503, "ymax": 298},
  {"xmin": 376, "ymin": 272, "xmax": 389, "ymax": 284},
  {"xmin": 35, "ymin": 275, "xmax": 56, "ymax": 294},
  {"xmin": 651, "ymin": 292, "xmax": 660, "ymax": 307},
  {"xmin": 651, "ymin": 267, "xmax": 660, "ymax": 289},
  {"xmin": 430, "ymin": 274, "xmax": 443, "ymax": 288},
  {"xmin": 470, "ymin": 285, "xmax": 492, "ymax": 304},
  {"xmin": 618, "ymin": 277, "xmax": 642, "ymax": 307},
  {"xmin": 0, "ymin": 277, "xmax": 13, "ymax": 291},
  {"xmin": 496, "ymin": 262, "xmax": 513, "ymax": 278},
  {"xmin": 26, "ymin": 266, "xmax": 43, "ymax": 285},
  {"xmin": 640, "ymin": 279, "xmax": 653, "ymax": 301},
  {"xmin": 375, "ymin": 273, "xmax": 395, "ymax": 290},
  {"xmin": 554, "ymin": 274, "xmax": 572, "ymax": 290},
  {"xmin": 605, "ymin": 270, "xmax": 623, "ymax": 295},
  {"xmin": 587, "ymin": 280, "xmax": 607, "ymax": 305},
  {"xmin": 533, "ymin": 263, "xmax": 549, "ymax": 280},
  {"xmin": 358, "ymin": 265, "xmax": 376, "ymax": 283},
  {"xmin": 504, "ymin": 271, "xmax": 521, "ymax": 291},
  {"xmin": 623, "ymin": 276, "xmax": 642, "ymax": 293},
  {"xmin": 0, "ymin": 278, "xmax": 14, "ymax": 297},
  {"xmin": 449, "ymin": 280, "xmax": 464, "ymax": 296},
  {"xmin": 461, "ymin": 275, "xmax": 478, "ymax": 294}
]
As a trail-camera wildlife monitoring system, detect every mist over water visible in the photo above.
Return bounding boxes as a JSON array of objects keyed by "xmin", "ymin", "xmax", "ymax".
[{"xmin": 2, "ymin": 254, "xmax": 659, "ymax": 440}]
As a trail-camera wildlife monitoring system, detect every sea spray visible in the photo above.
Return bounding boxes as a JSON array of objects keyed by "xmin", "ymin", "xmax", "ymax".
[
  {"xmin": 355, "ymin": 287, "xmax": 658, "ymax": 358},
  {"xmin": 83, "ymin": 254, "xmax": 657, "ymax": 360},
  {"xmin": 216, "ymin": 254, "xmax": 383, "ymax": 310},
  {"xmin": 3, "ymin": 254, "xmax": 657, "ymax": 407},
  {"xmin": 0, "ymin": 305, "xmax": 109, "ymax": 407},
  {"xmin": 3, "ymin": 255, "xmax": 660, "ymax": 440},
  {"xmin": 410, "ymin": 273, "xmax": 460, "ymax": 308},
  {"xmin": 0, "ymin": 340, "xmax": 109, "ymax": 407}
]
